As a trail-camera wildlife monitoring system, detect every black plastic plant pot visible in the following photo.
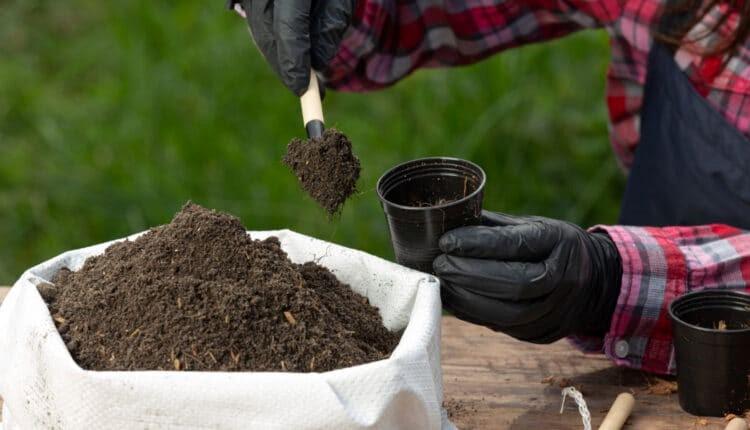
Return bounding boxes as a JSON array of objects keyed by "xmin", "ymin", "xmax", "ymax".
[
  {"xmin": 376, "ymin": 157, "xmax": 486, "ymax": 273},
  {"xmin": 669, "ymin": 290, "xmax": 750, "ymax": 416}
]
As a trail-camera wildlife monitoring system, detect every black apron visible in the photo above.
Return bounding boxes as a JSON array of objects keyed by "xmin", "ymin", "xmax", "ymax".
[{"xmin": 619, "ymin": 40, "xmax": 750, "ymax": 229}]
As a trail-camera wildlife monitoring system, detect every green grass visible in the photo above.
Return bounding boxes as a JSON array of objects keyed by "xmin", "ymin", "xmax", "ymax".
[{"xmin": 0, "ymin": 0, "xmax": 624, "ymax": 284}]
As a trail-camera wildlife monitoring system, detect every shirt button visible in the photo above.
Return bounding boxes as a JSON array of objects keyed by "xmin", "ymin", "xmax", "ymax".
[{"xmin": 615, "ymin": 340, "xmax": 629, "ymax": 358}]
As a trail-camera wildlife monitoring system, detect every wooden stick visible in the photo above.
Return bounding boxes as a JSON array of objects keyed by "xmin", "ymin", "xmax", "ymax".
[
  {"xmin": 598, "ymin": 393, "xmax": 635, "ymax": 430},
  {"xmin": 726, "ymin": 418, "xmax": 749, "ymax": 430},
  {"xmin": 300, "ymin": 70, "xmax": 324, "ymax": 138}
]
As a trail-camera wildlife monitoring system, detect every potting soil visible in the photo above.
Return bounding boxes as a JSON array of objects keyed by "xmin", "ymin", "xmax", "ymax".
[
  {"xmin": 283, "ymin": 128, "xmax": 360, "ymax": 215},
  {"xmin": 46, "ymin": 202, "xmax": 399, "ymax": 372}
]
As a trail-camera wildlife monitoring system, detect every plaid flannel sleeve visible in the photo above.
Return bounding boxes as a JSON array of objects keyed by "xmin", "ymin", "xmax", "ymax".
[
  {"xmin": 326, "ymin": 0, "xmax": 623, "ymax": 91},
  {"xmin": 573, "ymin": 224, "xmax": 750, "ymax": 375}
]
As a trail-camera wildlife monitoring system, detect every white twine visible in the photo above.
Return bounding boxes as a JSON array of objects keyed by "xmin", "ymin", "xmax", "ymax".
[{"xmin": 560, "ymin": 386, "xmax": 592, "ymax": 430}]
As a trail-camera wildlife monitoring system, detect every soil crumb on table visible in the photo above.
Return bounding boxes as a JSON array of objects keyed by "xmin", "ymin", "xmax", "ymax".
[
  {"xmin": 283, "ymin": 128, "xmax": 361, "ymax": 215},
  {"xmin": 541, "ymin": 375, "xmax": 583, "ymax": 392},
  {"xmin": 444, "ymin": 398, "xmax": 479, "ymax": 421},
  {"xmin": 45, "ymin": 202, "xmax": 398, "ymax": 372},
  {"xmin": 644, "ymin": 377, "xmax": 678, "ymax": 395}
]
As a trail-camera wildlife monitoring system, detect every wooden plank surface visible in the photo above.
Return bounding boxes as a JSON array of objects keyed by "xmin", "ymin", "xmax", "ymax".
[
  {"xmin": 0, "ymin": 287, "xmax": 7, "ymax": 421},
  {"xmin": 442, "ymin": 316, "xmax": 731, "ymax": 429},
  {"xmin": 0, "ymin": 287, "xmax": 735, "ymax": 429}
]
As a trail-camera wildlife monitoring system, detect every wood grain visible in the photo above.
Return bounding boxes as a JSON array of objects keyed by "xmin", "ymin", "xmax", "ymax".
[
  {"xmin": 0, "ymin": 287, "xmax": 734, "ymax": 429},
  {"xmin": 442, "ymin": 317, "xmax": 730, "ymax": 429},
  {"xmin": 0, "ymin": 287, "xmax": 6, "ymax": 419}
]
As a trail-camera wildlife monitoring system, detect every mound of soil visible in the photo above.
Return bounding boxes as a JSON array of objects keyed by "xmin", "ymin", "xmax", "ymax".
[
  {"xmin": 283, "ymin": 129, "xmax": 361, "ymax": 215},
  {"xmin": 45, "ymin": 202, "xmax": 399, "ymax": 372}
]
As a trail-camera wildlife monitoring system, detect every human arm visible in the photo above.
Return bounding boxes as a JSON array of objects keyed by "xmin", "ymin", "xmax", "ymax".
[
  {"xmin": 230, "ymin": 0, "xmax": 623, "ymax": 93},
  {"xmin": 435, "ymin": 211, "xmax": 750, "ymax": 375},
  {"xmin": 581, "ymin": 223, "xmax": 750, "ymax": 375},
  {"xmin": 327, "ymin": 0, "xmax": 624, "ymax": 91}
]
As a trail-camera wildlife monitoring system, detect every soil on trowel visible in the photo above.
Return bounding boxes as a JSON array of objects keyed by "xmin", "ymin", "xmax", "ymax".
[
  {"xmin": 44, "ymin": 202, "xmax": 399, "ymax": 372},
  {"xmin": 283, "ymin": 128, "xmax": 360, "ymax": 215}
]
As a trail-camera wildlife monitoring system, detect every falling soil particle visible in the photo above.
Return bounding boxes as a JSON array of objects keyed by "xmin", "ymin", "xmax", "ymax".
[
  {"xmin": 45, "ymin": 202, "xmax": 399, "ymax": 372},
  {"xmin": 718, "ymin": 320, "xmax": 728, "ymax": 331},
  {"xmin": 644, "ymin": 377, "xmax": 678, "ymax": 395},
  {"xmin": 283, "ymin": 128, "xmax": 361, "ymax": 215}
]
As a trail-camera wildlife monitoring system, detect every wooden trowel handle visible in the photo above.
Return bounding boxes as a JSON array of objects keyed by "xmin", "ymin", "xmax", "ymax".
[
  {"xmin": 300, "ymin": 70, "xmax": 325, "ymax": 138},
  {"xmin": 599, "ymin": 393, "xmax": 635, "ymax": 430}
]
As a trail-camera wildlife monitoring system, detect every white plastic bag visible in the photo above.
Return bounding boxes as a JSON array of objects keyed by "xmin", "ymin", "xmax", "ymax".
[{"xmin": 0, "ymin": 230, "xmax": 454, "ymax": 430}]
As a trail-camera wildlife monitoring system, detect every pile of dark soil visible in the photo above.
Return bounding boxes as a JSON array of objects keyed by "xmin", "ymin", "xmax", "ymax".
[
  {"xmin": 283, "ymin": 128, "xmax": 360, "ymax": 215},
  {"xmin": 43, "ymin": 202, "xmax": 399, "ymax": 372}
]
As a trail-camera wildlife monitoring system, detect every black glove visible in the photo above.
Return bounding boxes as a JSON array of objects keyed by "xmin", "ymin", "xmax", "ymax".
[
  {"xmin": 433, "ymin": 211, "xmax": 622, "ymax": 344},
  {"xmin": 228, "ymin": 0, "xmax": 356, "ymax": 96}
]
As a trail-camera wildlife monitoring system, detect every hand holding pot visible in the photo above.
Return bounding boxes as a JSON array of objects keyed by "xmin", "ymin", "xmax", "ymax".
[
  {"xmin": 229, "ymin": 0, "xmax": 356, "ymax": 95},
  {"xmin": 434, "ymin": 211, "xmax": 623, "ymax": 343}
]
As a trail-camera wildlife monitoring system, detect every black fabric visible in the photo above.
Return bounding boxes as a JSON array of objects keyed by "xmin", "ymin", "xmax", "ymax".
[
  {"xmin": 656, "ymin": 1, "xmax": 694, "ymax": 54},
  {"xmin": 619, "ymin": 42, "xmax": 750, "ymax": 228}
]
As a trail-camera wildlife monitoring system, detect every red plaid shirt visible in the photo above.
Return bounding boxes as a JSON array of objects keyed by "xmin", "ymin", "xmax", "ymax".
[
  {"xmin": 575, "ymin": 225, "xmax": 750, "ymax": 375},
  {"xmin": 327, "ymin": 0, "xmax": 750, "ymax": 375},
  {"xmin": 328, "ymin": 0, "xmax": 750, "ymax": 169}
]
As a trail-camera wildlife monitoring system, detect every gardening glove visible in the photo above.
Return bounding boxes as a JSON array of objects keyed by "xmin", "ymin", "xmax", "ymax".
[
  {"xmin": 228, "ymin": 0, "xmax": 356, "ymax": 96},
  {"xmin": 434, "ymin": 211, "xmax": 622, "ymax": 344}
]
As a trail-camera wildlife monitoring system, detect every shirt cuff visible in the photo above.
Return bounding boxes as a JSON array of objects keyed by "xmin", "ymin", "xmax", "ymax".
[{"xmin": 572, "ymin": 225, "xmax": 688, "ymax": 375}]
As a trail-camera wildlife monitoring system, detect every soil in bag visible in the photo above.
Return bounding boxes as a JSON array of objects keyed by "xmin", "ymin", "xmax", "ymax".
[
  {"xmin": 44, "ymin": 202, "xmax": 399, "ymax": 372},
  {"xmin": 283, "ymin": 129, "xmax": 361, "ymax": 215}
]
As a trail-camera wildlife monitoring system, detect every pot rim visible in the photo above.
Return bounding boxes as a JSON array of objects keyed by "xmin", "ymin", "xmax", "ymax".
[
  {"xmin": 376, "ymin": 156, "xmax": 487, "ymax": 212},
  {"xmin": 668, "ymin": 289, "xmax": 750, "ymax": 334}
]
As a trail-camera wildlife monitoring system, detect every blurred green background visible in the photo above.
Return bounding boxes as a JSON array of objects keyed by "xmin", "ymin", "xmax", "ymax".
[{"xmin": 0, "ymin": 1, "xmax": 625, "ymax": 284}]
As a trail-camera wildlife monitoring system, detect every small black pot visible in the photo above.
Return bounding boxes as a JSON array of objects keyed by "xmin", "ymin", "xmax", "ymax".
[
  {"xmin": 376, "ymin": 157, "xmax": 486, "ymax": 273},
  {"xmin": 669, "ymin": 289, "xmax": 750, "ymax": 416}
]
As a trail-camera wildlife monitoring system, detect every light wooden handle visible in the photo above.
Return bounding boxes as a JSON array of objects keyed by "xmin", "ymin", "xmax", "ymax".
[
  {"xmin": 300, "ymin": 70, "xmax": 324, "ymax": 127},
  {"xmin": 726, "ymin": 418, "xmax": 749, "ymax": 430},
  {"xmin": 598, "ymin": 393, "xmax": 635, "ymax": 430}
]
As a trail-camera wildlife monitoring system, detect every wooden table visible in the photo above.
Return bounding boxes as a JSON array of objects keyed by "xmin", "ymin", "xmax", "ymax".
[
  {"xmin": 441, "ymin": 316, "xmax": 732, "ymax": 429},
  {"xmin": 0, "ymin": 287, "xmax": 735, "ymax": 429}
]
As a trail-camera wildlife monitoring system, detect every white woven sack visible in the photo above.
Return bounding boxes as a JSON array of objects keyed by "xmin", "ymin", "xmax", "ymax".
[{"xmin": 0, "ymin": 229, "xmax": 455, "ymax": 430}]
